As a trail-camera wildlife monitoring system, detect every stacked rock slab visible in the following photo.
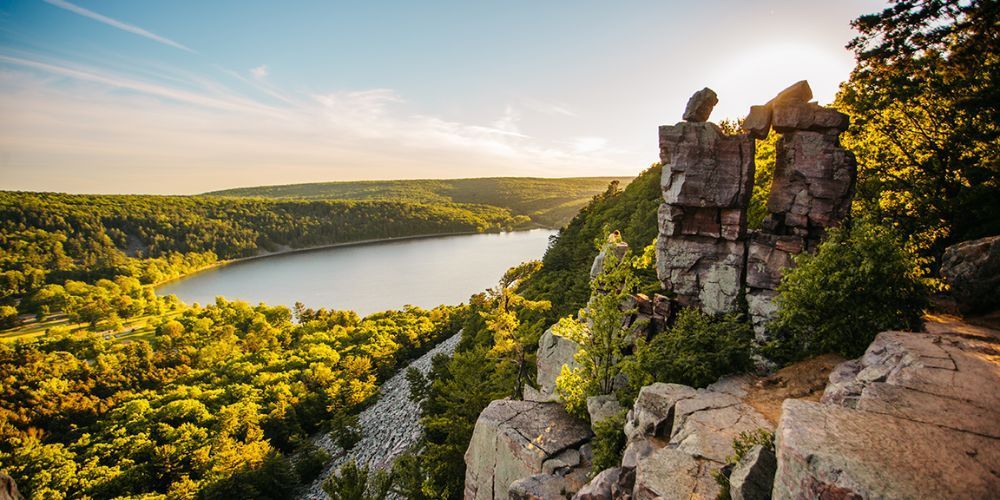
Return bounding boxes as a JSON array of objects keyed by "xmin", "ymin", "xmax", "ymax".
[
  {"xmin": 572, "ymin": 378, "xmax": 773, "ymax": 499},
  {"xmin": 746, "ymin": 81, "xmax": 856, "ymax": 338},
  {"xmin": 657, "ymin": 88, "xmax": 755, "ymax": 315},
  {"xmin": 773, "ymin": 320, "xmax": 1000, "ymax": 498}
]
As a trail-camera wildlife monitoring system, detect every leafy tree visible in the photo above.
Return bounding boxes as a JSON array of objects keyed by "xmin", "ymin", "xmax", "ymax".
[
  {"xmin": 556, "ymin": 236, "xmax": 641, "ymax": 418},
  {"xmin": 764, "ymin": 220, "xmax": 929, "ymax": 361},
  {"xmin": 480, "ymin": 261, "xmax": 550, "ymax": 399},
  {"xmin": 836, "ymin": 0, "xmax": 1000, "ymax": 259}
]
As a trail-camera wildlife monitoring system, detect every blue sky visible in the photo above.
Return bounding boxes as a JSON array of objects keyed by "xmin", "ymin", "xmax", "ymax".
[{"xmin": 0, "ymin": 0, "xmax": 887, "ymax": 194}]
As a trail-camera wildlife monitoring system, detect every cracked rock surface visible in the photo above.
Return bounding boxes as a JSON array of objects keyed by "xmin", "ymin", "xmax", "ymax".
[
  {"xmin": 775, "ymin": 321, "xmax": 1000, "ymax": 499},
  {"xmin": 464, "ymin": 399, "xmax": 593, "ymax": 500},
  {"xmin": 608, "ymin": 378, "xmax": 773, "ymax": 499}
]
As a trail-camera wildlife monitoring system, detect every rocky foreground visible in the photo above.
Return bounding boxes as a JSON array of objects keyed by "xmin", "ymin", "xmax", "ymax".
[
  {"xmin": 463, "ymin": 317, "xmax": 1000, "ymax": 499},
  {"xmin": 301, "ymin": 332, "xmax": 462, "ymax": 499}
]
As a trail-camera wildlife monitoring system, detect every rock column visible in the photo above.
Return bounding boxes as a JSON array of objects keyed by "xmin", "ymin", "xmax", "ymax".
[
  {"xmin": 656, "ymin": 88, "xmax": 756, "ymax": 315},
  {"xmin": 745, "ymin": 81, "xmax": 856, "ymax": 337}
]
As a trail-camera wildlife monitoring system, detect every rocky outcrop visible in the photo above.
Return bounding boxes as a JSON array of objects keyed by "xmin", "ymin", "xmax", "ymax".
[
  {"xmin": 574, "ymin": 379, "xmax": 774, "ymax": 499},
  {"xmin": 464, "ymin": 399, "xmax": 592, "ymax": 499},
  {"xmin": 656, "ymin": 81, "xmax": 857, "ymax": 341},
  {"xmin": 656, "ymin": 111, "xmax": 755, "ymax": 315},
  {"xmin": 745, "ymin": 82, "xmax": 856, "ymax": 339},
  {"xmin": 530, "ymin": 326, "xmax": 581, "ymax": 402},
  {"xmin": 772, "ymin": 322, "xmax": 1000, "ymax": 498},
  {"xmin": 729, "ymin": 444, "xmax": 776, "ymax": 500},
  {"xmin": 940, "ymin": 235, "xmax": 1000, "ymax": 314}
]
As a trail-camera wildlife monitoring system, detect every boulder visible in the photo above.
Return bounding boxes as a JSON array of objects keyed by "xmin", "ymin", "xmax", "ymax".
[
  {"xmin": 534, "ymin": 326, "xmax": 581, "ymax": 401},
  {"xmin": 729, "ymin": 444, "xmax": 776, "ymax": 500},
  {"xmin": 508, "ymin": 467, "xmax": 590, "ymax": 500},
  {"xmin": 668, "ymin": 391, "xmax": 773, "ymax": 463},
  {"xmin": 940, "ymin": 235, "xmax": 1000, "ymax": 314},
  {"xmin": 744, "ymin": 104, "xmax": 772, "ymax": 139},
  {"xmin": 464, "ymin": 400, "xmax": 592, "ymax": 499},
  {"xmin": 821, "ymin": 329, "xmax": 1000, "ymax": 436},
  {"xmin": 683, "ymin": 87, "xmax": 719, "ymax": 122},
  {"xmin": 771, "ymin": 101, "xmax": 849, "ymax": 133},
  {"xmin": 572, "ymin": 467, "xmax": 621, "ymax": 500},
  {"xmin": 632, "ymin": 447, "xmax": 721, "ymax": 500},
  {"xmin": 586, "ymin": 395, "xmax": 623, "ymax": 428},
  {"xmin": 0, "ymin": 473, "xmax": 22, "ymax": 500},
  {"xmin": 773, "ymin": 399, "xmax": 1000, "ymax": 499},
  {"xmin": 625, "ymin": 383, "xmax": 697, "ymax": 441},
  {"xmin": 770, "ymin": 80, "xmax": 812, "ymax": 104}
]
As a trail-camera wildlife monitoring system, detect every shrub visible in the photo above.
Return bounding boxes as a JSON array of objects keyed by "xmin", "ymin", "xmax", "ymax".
[
  {"xmin": 591, "ymin": 410, "xmax": 628, "ymax": 474},
  {"xmin": 623, "ymin": 308, "xmax": 752, "ymax": 398},
  {"xmin": 764, "ymin": 220, "xmax": 929, "ymax": 362},
  {"xmin": 293, "ymin": 442, "xmax": 330, "ymax": 483}
]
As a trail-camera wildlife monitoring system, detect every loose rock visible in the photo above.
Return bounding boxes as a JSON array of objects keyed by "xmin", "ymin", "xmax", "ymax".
[
  {"xmin": 729, "ymin": 444, "xmax": 776, "ymax": 500},
  {"xmin": 683, "ymin": 87, "xmax": 719, "ymax": 122}
]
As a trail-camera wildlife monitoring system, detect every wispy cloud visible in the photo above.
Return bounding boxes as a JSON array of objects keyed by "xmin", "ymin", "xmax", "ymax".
[
  {"xmin": 0, "ymin": 52, "xmax": 634, "ymax": 193},
  {"xmin": 250, "ymin": 65, "xmax": 268, "ymax": 79},
  {"xmin": 42, "ymin": 0, "xmax": 194, "ymax": 53}
]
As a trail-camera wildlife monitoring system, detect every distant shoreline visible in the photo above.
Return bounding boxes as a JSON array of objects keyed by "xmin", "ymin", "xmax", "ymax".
[{"xmin": 154, "ymin": 228, "xmax": 551, "ymax": 287}]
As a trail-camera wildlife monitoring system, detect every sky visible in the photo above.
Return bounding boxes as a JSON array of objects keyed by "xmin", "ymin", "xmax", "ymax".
[{"xmin": 0, "ymin": 0, "xmax": 888, "ymax": 195}]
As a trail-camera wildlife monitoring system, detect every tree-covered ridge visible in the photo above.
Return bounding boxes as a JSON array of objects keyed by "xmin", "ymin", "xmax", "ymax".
[
  {"xmin": 0, "ymin": 295, "xmax": 460, "ymax": 499},
  {"xmin": 520, "ymin": 165, "xmax": 662, "ymax": 320},
  {"xmin": 205, "ymin": 176, "xmax": 633, "ymax": 228},
  {"xmin": 0, "ymin": 191, "xmax": 524, "ymax": 304}
]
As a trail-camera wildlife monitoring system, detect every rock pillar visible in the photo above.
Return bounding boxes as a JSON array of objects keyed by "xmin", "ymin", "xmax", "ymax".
[
  {"xmin": 656, "ymin": 89, "xmax": 755, "ymax": 315},
  {"xmin": 746, "ymin": 82, "xmax": 856, "ymax": 337}
]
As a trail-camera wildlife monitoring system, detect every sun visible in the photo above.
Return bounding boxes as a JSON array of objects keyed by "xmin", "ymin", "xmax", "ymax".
[{"xmin": 706, "ymin": 42, "xmax": 857, "ymax": 121}]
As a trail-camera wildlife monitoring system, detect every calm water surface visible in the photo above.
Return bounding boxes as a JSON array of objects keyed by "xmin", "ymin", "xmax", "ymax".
[{"xmin": 157, "ymin": 230, "xmax": 556, "ymax": 316}]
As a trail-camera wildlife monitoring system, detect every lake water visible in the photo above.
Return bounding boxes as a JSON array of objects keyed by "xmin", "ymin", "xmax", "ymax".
[{"xmin": 157, "ymin": 230, "xmax": 557, "ymax": 316}]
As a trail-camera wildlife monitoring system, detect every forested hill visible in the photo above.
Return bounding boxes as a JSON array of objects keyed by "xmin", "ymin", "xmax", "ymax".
[
  {"xmin": 0, "ymin": 191, "xmax": 527, "ymax": 298},
  {"xmin": 205, "ymin": 176, "xmax": 633, "ymax": 228}
]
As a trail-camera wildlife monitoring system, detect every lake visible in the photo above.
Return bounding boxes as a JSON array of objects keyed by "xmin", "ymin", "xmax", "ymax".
[{"xmin": 157, "ymin": 229, "xmax": 557, "ymax": 316}]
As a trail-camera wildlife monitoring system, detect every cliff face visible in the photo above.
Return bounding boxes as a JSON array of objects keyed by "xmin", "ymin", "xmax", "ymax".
[{"xmin": 656, "ymin": 80, "xmax": 855, "ymax": 342}]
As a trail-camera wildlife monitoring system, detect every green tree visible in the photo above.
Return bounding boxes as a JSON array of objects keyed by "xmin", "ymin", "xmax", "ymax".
[
  {"xmin": 836, "ymin": 0, "xmax": 1000, "ymax": 258},
  {"xmin": 556, "ymin": 236, "xmax": 640, "ymax": 417},
  {"xmin": 480, "ymin": 261, "xmax": 550, "ymax": 399},
  {"xmin": 623, "ymin": 308, "xmax": 752, "ymax": 395}
]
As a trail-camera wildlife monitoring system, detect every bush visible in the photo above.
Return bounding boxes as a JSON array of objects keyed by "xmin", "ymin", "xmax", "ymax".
[
  {"xmin": 591, "ymin": 410, "xmax": 628, "ymax": 474},
  {"xmin": 293, "ymin": 442, "xmax": 330, "ymax": 483},
  {"xmin": 764, "ymin": 220, "xmax": 929, "ymax": 362},
  {"xmin": 623, "ymin": 308, "xmax": 752, "ymax": 397}
]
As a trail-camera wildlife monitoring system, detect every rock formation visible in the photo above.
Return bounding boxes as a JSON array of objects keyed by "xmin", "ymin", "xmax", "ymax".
[
  {"xmin": 656, "ymin": 96, "xmax": 755, "ymax": 314},
  {"xmin": 940, "ymin": 235, "xmax": 1000, "ymax": 314},
  {"xmin": 569, "ymin": 378, "xmax": 773, "ymax": 499},
  {"xmin": 772, "ymin": 318, "xmax": 1000, "ymax": 498},
  {"xmin": 656, "ymin": 81, "xmax": 856, "ymax": 340},
  {"xmin": 529, "ymin": 325, "xmax": 581, "ymax": 402},
  {"xmin": 464, "ymin": 399, "xmax": 593, "ymax": 499}
]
